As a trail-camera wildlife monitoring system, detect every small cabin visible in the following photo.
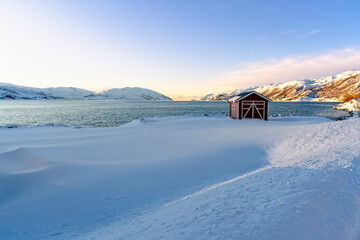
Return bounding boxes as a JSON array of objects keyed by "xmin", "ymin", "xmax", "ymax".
[{"xmin": 228, "ymin": 91, "xmax": 272, "ymax": 120}]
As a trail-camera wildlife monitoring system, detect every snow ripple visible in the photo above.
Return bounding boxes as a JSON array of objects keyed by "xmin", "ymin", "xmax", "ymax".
[{"xmin": 268, "ymin": 118, "xmax": 360, "ymax": 169}]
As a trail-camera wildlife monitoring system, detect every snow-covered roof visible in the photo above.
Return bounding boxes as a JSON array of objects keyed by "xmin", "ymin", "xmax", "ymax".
[
  {"xmin": 228, "ymin": 91, "xmax": 272, "ymax": 102},
  {"xmin": 228, "ymin": 96, "xmax": 241, "ymax": 102}
]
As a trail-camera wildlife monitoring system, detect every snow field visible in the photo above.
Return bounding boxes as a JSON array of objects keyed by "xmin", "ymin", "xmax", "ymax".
[{"xmin": 0, "ymin": 116, "xmax": 359, "ymax": 239}]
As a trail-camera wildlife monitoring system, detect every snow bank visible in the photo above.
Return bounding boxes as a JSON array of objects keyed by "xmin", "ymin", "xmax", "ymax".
[
  {"xmin": 1, "ymin": 116, "xmax": 359, "ymax": 240},
  {"xmin": 269, "ymin": 117, "xmax": 360, "ymax": 169},
  {"xmin": 334, "ymin": 98, "xmax": 360, "ymax": 113}
]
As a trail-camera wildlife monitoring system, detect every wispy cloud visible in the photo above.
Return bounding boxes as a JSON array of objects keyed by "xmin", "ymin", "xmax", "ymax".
[
  {"xmin": 278, "ymin": 29, "xmax": 295, "ymax": 36},
  {"xmin": 215, "ymin": 48, "xmax": 360, "ymax": 89},
  {"xmin": 278, "ymin": 29, "xmax": 321, "ymax": 38},
  {"xmin": 301, "ymin": 29, "xmax": 322, "ymax": 37}
]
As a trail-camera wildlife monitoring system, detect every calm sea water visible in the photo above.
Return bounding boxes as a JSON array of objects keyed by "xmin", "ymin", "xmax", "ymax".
[{"xmin": 0, "ymin": 100, "xmax": 349, "ymax": 127}]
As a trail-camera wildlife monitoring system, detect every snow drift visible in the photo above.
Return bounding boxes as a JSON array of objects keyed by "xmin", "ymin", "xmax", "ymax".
[
  {"xmin": 334, "ymin": 98, "xmax": 360, "ymax": 113},
  {"xmin": 0, "ymin": 116, "xmax": 359, "ymax": 240}
]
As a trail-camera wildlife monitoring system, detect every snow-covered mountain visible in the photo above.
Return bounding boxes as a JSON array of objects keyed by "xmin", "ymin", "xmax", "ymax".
[
  {"xmin": 201, "ymin": 70, "xmax": 360, "ymax": 101},
  {"xmin": 0, "ymin": 83, "xmax": 95, "ymax": 100},
  {"xmin": 40, "ymin": 87, "xmax": 94, "ymax": 99},
  {"xmin": 85, "ymin": 87, "xmax": 172, "ymax": 100},
  {"xmin": 0, "ymin": 83, "xmax": 172, "ymax": 101}
]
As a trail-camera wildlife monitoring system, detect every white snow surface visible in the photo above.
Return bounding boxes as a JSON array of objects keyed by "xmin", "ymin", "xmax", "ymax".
[
  {"xmin": 1, "ymin": 116, "xmax": 360, "ymax": 240},
  {"xmin": 334, "ymin": 99, "xmax": 360, "ymax": 113}
]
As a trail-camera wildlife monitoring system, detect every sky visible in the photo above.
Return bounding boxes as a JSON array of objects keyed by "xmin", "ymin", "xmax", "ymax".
[{"xmin": 0, "ymin": 0, "xmax": 360, "ymax": 100}]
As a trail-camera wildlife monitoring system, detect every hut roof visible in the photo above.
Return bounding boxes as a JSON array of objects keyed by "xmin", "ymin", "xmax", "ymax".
[{"xmin": 228, "ymin": 91, "xmax": 272, "ymax": 102}]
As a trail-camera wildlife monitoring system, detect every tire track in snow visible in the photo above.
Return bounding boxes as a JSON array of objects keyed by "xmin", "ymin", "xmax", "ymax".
[{"xmin": 162, "ymin": 165, "xmax": 273, "ymax": 208}]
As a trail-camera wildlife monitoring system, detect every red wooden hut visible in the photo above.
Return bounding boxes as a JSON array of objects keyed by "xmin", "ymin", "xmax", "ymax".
[{"xmin": 228, "ymin": 91, "xmax": 272, "ymax": 120}]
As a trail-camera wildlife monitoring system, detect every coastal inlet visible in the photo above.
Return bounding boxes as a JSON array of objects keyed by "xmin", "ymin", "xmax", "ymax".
[{"xmin": 0, "ymin": 100, "xmax": 349, "ymax": 128}]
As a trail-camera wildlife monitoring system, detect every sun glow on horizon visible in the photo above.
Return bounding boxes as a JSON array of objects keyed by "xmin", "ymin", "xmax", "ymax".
[{"xmin": 0, "ymin": 1, "xmax": 360, "ymax": 101}]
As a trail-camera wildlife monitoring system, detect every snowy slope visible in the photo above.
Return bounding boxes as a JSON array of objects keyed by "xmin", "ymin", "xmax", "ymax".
[
  {"xmin": 85, "ymin": 87, "xmax": 172, "ymax": 100},
  {"xmin": 201, "ymin": 70, "xmax": 360, "ymax": 101},
  {"xmin": 1, "ymin": 116, "xmax": 360, "ymax": 239},
  {"xmin": 0, "ymin": 83, "xmax": 58, "ymax": 99},
  {"xmin": 0, "ymin": 83, "xmax": 172, "ymax": 100},
  {"xmin": 39, "ymin": 87, "xmax": 93, "ymax": 100},
  {"xmin": 334, "ymin": 98, "xmax": 360, "ymax": 113},
  {"xmin": 0, "ymin": 83, "xmax": 93, "ymax": 100}
]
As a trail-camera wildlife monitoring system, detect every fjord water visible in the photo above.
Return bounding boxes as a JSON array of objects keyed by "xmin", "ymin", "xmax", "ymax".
[{"xmin": 0, "ymin": 100, "xmax": 349, "ymax": 127}]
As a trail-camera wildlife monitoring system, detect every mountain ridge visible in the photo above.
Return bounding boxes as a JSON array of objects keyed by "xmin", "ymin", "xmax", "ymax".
[
  {"xmin": 0, "ymin": 83, "xmax": 172, "ymax": 101},
  {"xmin": 201, "ymin": 70, "xmax": 360, "ymax": 102}
]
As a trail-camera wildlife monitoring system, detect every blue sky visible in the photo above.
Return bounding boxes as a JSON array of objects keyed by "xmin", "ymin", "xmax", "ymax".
[{"xmin": 1, "ymin": 0, "xmax": 360, "ymax": 99}]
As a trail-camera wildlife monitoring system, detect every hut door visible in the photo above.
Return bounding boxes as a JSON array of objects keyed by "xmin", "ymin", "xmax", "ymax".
[{"xmin": 241, "ymin": 101, "xmax": 265, "ymax": 119}]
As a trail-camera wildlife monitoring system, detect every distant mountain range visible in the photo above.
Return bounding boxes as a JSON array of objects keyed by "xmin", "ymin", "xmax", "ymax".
[
  {"xmin": 201, "ymin": 70, "xmax": 360, "ymax": 102},
  {"xmin": 0, "ymin": 83, "xmax": 172, "ymax": 101}
]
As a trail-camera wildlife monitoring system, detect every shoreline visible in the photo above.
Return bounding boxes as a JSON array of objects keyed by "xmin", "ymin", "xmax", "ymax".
[{"xmin": 0, "ymin": 114, "xmax": 341, "ymax": 129}]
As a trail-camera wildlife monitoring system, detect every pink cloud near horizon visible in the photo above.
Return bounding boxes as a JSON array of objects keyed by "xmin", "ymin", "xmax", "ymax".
[{"xmin": 215, "ymin": 48, "xmax": 360, "ymax": 90}]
